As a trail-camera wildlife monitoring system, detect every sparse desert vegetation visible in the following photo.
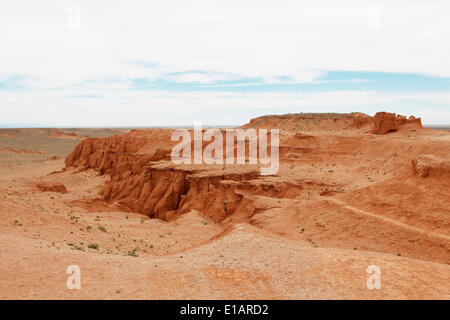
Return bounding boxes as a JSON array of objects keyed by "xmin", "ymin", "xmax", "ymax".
[{"xmin": 0, "ymin": 113, "xmax": 449, "ymax": 299}]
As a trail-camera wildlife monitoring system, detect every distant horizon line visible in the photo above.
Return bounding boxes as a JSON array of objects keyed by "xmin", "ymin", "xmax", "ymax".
[
  {"xmin": 1, "ymin": 124, "xmax": 450, "ymax": 129},
  {"xmin": 0, "ymin": 124, "xmax": 239, "ymax": 129}
]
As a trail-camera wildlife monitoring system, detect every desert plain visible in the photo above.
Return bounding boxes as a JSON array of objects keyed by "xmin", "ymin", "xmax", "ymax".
[{"xmin": 0, "ymin": 112, "xmax": 449, "ymax": 299}]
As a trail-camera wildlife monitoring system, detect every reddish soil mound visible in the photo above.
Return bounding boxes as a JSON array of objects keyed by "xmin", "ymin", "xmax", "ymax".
[
  {"xmin": 412, "ymin": 155, "xmax": 450, "ymax": 178},
  {"xmin": 243, "ymin": 112, "xmax": 422, "ymax": 135},
  {"xmin": 242, "ymin": 112, "xmax": 373, "ymax": 133},
  {"xmin": 293, "ymin": 132, "xmax": 315, "ymax": 139},
  {"xmin": 48, "ymin": 155, "xmax": 63, "ymax": 160},
  {"xmin": 65, "ymin": 130, "xmax": 172, "ymax": 171},
  {"xmin": 35, "ymin": 181, "xmax": 68, "ymax": 193},
  {"xmin": 1, "ymin": 133, "xmax": 16, "ymax": 138},
  {"xmin": 48, "ymin": 129, "xmax": 79, "ymax": 139},
  {"xmin": 0, "ymin": 147, "xmax": 44, "ymax": 154}
]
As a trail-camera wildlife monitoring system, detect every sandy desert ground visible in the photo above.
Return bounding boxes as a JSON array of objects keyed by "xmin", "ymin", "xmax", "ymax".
[{"xmin": 0, "ymin": 112, "xmax": 449, "ymax": 299}]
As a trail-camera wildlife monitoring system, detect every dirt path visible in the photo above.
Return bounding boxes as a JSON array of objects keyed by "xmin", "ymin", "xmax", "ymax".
[{"xmin": 325, "ymin": 197, "xmax": 450, "ymax": 241}]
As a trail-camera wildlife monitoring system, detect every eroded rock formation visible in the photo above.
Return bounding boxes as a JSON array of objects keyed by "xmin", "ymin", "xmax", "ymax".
[
  {"xmin": 64, "ymin": 112, "xmax": 426, "ymax": 222},
  {"xmin": 372, "ymin": 112, "xmax": 422, "ymax": 134}
]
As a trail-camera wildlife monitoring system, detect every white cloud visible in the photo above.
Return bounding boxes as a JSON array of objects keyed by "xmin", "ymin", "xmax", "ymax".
[
  {"xmin": 0, "ymin": 1, "xmax": 449, "ymax": 126},
  {"xmin": 167, "ymin": 72, "xmax": 241, "ymax": 84},
  {"xmin": 416, "ymin": 110, "xmax": 450, "ymax": 125},
  {"xmin": 314, "ymin": 79, "xmax": 370, "ymax": 84},
  {"xmin": 0, "ymin": 0, "xmax": 449, "ymax": 86}
]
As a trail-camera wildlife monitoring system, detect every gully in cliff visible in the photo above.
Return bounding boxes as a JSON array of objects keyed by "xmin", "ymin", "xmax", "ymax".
[{"xmin": 171, "ymin": 122, "xmax": 279, "ymax": 175}]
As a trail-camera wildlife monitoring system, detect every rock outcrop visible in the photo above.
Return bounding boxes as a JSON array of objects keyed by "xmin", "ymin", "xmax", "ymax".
[
  {"xmin": 242, "ymin": 112, "xmax": 424, "ymax": 134},
  {"xmin": 64, "ymin": 128, "xmax": 306, "ymax": 221},
  {"xmin": 99, "ymin": 164, "xmax": 261, "ymax": 221},
  {"xmin": 64, "ymin": 111, "xmax": 429, "ymax": 223},
  {"xmin": 372, "ymin": 112, "xmax": 422, "ymax": 134},
  {"xmin": 65, "ymin": 131, "xmax": 172, "ymax": 175},
  {"xmin": 242, "ymin": 112, "xmax": 373, "ymax": 132}
]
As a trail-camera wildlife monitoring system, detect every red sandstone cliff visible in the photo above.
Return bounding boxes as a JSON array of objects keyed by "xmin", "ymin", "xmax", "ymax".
[
  {"xmin": 64, "ymin": 112, "xmax": 425, "ymax": 222},
  {"xmin": 372, "ymin": 112, "xmax": 422, "ymax": 134}
]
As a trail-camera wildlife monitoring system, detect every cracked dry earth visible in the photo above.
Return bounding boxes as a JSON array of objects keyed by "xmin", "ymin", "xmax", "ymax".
[{"xmin": 0, "ymin": 113, "xmax": 449, "ymax": 299}]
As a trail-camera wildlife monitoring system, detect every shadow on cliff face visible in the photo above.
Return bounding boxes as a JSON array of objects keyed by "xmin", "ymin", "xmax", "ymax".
[{"xmin": 63, "ymin": 112, "xmax": 424, "ymax": 223}]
